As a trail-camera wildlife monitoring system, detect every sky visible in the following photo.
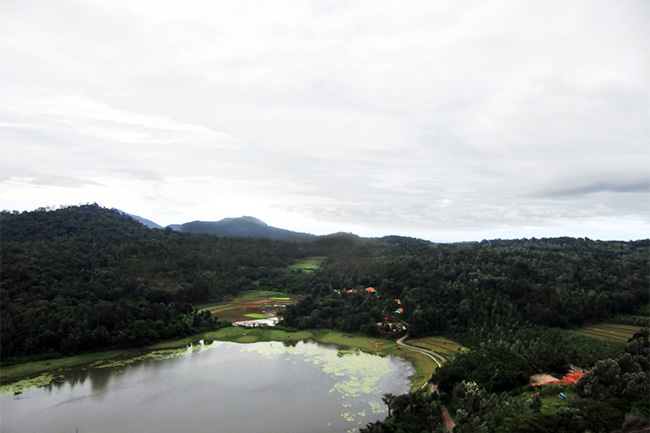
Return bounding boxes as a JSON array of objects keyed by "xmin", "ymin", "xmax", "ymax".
[{"xmin": 1, "ymin": 0, "xmax": 648, "ymax": 242}]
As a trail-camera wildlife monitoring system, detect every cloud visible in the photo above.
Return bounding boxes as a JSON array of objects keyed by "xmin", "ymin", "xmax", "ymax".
[
  {"xmin": 535, "ymin": 179, "xmax": 649, "ymax": 198},
  {"xmin": 1, "ymin": 0, "xmax": 648, "ymax": 240}
]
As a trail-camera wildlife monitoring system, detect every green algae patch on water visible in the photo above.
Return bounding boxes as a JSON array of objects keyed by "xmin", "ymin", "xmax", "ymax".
[
  {"xmin": 0, "ymin": 342, "xmax": 218, "ymax": 395},
  {"xmin": 89, "ymin": 346, "xmax": 196, "ymax": 369},
  {"xmin": 0, "ymin": 372, "xmax": 66, "ymax": 396},
  {"xmin": 239, "ymin": 340, "xmax": 411, "ymax": 429},
  {"xmin": 317, "ymin": 348, "xmax": 395, "ymax": 398},
  {"xmin": 0, "ymin": 349, "xmax": 127, "ymax": 384},
  {"xmin": 369, "ymin": 400, "xmax": 383, "ymax": 415},
  {"xmin": 240, "ymin": 342, "xmax": 403, "ymax": 398}
]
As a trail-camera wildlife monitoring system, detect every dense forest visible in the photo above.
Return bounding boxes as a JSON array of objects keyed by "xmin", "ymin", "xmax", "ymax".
[
  {"xmin": 362, "ymin": 329, "xmax": 649, "ymax": 433},
  {"xmin": 1, "ymin": 204, "xmax": 648, "ymax": 432},
  {"xmin": 0, "ymin": 205, "xmax": 313, "ymax": 360},
  {"xmin": 283, "ymin": 236, "xmax": 648, "ymax": 334}
]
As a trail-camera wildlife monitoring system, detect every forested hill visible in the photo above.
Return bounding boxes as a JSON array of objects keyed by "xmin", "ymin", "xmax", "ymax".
[
  {"xmin": 167, "ymin": 216, "xmax": 315, "ymax": 241},
  {"xmin": 0, "ymin": 205, "xmax": 312, "ymax": 361},
  {"xmin": 1, "ymin": 204, "xmax": 648, "ymax": 364},
  {"xmin": 3, "ymin": 204, "xmax": 648, "ymax": 432},
  {"xmin": 282, "ymin": 236, "xmax": 650, "ymax": 336}
]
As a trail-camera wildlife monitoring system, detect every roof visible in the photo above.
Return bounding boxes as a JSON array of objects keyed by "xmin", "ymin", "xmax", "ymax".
[{"xmin": 532, "ymin": 371, "xmax": 584, "ymax": 386}]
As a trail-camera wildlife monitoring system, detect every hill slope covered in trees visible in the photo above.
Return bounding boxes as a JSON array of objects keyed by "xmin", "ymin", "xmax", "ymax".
[
  {"xmin": 2, "ymin": 205, "xmax": 648, "ymax": 432},
  {"xmin": 167, "ymin": 216, "xmax": 316, "ymax": 241},
  {"xmin": 0, "ymin": 205, "xmax": 311, "ymax": 361}
]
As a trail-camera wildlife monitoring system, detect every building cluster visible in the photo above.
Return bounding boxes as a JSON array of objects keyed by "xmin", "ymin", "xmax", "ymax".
[{"xmin": 335, "ymin": 287, "xmax": 404, "ymax": 314}]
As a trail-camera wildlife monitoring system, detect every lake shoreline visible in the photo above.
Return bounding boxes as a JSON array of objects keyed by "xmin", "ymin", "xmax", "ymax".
[
  {"xmin": 1, "ymin": 327, "xmax": 435, "ymax": 392},
  {"xmin": 2, "ymin": 338, "xmax": 413, "ymax": 433}
]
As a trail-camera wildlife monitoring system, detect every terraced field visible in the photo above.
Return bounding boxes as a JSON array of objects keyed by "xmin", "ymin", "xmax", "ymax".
[
  {"xmin": 198, "ymin": 290, "xmax": 302, "ymax": 323},
  {"xmin": 575, "ymin": 323, "xmax": 644, "ymax": 342},
  {"xmin": 406, "ymin": 336, "xmax": 467, "ymax": 360}
]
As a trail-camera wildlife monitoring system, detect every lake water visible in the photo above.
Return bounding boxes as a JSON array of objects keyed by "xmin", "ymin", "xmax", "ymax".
[{"xmin": 1, "ymin": 341, "xmax": 413, "ymax": 433}]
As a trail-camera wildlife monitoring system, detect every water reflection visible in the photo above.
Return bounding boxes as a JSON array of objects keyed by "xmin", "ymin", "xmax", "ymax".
[{"xmin": 1, "ymin": 341, "xmax": 413, "ymax": 433}]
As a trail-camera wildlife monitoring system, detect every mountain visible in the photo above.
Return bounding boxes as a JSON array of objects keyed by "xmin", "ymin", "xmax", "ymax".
[
  {"xmin": 167, "ymin": 216, "xmax": 316, "ymax": 241},
  {"xmin": 118, "ymin": 210, "xmax": 164, "ymax": 229}
]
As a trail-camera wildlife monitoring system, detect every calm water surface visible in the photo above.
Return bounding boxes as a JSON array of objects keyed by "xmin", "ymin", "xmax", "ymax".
[{"xmin": 1, "ymin": 341, "xmax": 413, "ymax": 433}]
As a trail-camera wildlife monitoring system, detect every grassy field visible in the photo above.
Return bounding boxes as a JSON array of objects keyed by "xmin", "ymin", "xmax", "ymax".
[
  {"xmin": 539, "ymin": 388, "xmax": 577, "ymax": 416},
  {"xmin": 514, "ymin": 386, "xmax": 577, "ymax": 417},
  {"xmin": 575, "ymin": 323, "xmax": 643, "ymax": 342},
  {"xmin": 287, "ymin": 256, "xmax": 326, "ymax": 273},
  {"xmin": 197, "ymin": 290, "xmax": 302, "ymax": 322},
  {"xmin": 407, "ymin": 336, "xmax": 468, "ymax": 361}
]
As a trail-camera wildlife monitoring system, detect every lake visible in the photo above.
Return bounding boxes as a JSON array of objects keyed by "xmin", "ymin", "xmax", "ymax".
[{"xmin": 1, "ymin": 340, "xmax": 413, "ymax": 433}]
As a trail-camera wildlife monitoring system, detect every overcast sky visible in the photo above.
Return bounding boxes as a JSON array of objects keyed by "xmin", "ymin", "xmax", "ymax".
[{"xmin": 1, "ymin": 0, "xmax": 648, "ymax": 242}]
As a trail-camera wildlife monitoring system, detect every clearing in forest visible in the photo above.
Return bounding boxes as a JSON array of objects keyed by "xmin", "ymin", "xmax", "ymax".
[
  {"xmin": 575, "ymin": 323, "xmax": 642, "ymax": 342},
  {"xmin": 287, "ymin": 256, "xmax": 326, "ymax": 273},
  {"xmin": 198, "ymin": 290, "xmax": 302, "ymax": 323},
  {"xmin": 406, "ymin": 336, "xmax": 467, "ymax": 360}
]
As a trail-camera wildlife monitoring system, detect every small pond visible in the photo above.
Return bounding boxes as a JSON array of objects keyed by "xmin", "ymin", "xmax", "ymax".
[{"xmin": 1, "ymin": 340, "xmax": 413, "ymax": 433}]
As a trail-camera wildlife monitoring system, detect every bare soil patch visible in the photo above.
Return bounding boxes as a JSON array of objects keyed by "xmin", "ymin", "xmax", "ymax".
[{"xmin": 530, "ymin": 373, "xmax": 559, "ymax": 386}]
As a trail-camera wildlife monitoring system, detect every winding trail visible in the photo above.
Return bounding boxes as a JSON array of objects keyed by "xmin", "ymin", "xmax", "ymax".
[
  {"xmin": 396, "ymin": 333, "xmax": 455, "ymax": 433},
  {"xmin": 396, "ymin": 334, "xmax": 447, "ymax": 369}
]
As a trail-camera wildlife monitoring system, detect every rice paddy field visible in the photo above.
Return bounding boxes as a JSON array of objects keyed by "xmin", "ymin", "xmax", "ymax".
[
  {"xmin": 575, "ymin": 323, "xmax": 644, "ymax": 342},
  {"xmin": 197, "ymin": 290, "xmax": 302, "ymax": 323},
  {"xmin": 406, "ymin": 336, "xmax": 467, "ymax": 361}
]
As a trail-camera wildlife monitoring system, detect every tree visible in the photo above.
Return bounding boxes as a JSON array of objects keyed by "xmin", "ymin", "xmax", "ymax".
[{"xmin": 382, "ymin": 393, "xmax": 396, "ymax": 418}]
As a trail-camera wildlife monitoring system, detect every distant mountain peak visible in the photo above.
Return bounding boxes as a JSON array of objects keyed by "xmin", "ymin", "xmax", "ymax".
[
  {"xmin": 167, "ymin": 216, "xmax": 314, "ymax": 241},
  {"xmin": 118, "ymin": 210, "xmax": 164, "ymax": 229},
  {"xmin": 221, "ymin": 216, "xmax": 268, "ymax": 226}
]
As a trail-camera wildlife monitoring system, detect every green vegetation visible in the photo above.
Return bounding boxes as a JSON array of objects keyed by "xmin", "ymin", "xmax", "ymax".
[
  {"xmin": 408, "ymin": 336, "xmax": 467, "ymax": 360},
  {"xmin": 288, "ymin": 256, "xmax": 326, "ymax": 272},
  {"xmin": 283, "ymin": 237, "xmax": 649, "ymax": 341},
  {"xmin": 433, "ymin": 327, "xmax": 626, "ymax": 394},
  {"xmin": 576, "ymin": 323, "xmax": 643, "ymax": 342},
  {"xmin": 244, "ymin": 313, "xmax": 268, "ymax": 319},
  {"xmin": 365, "ymin": 328, "xmax": 648, "ymax": 432},
  {"xmin": 538, "ymin": 388, "xmax": 577, "ymax": 416},
  {"xmin": 1, "ymin": 349, "xmax": 128, "ymax": 383},
  {"xmin": 2, "ymin": 205, "xmax": 649, "ymax": 432},
  {"xmin": 0, "ymin": 206, "xmax": 314, "ymax": 362},
  {"xmin": 614, "ymin": 315, "xmax": 650, "ymax": 327},
  {"xmin": 198, "ymin": 290, "xmax": 302, "ymax": 322}
]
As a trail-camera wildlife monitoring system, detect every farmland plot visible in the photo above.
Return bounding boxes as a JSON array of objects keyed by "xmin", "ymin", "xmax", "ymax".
[{"xmin": 575, "ymin": 323, "xmax": 643, "ymax": 342}]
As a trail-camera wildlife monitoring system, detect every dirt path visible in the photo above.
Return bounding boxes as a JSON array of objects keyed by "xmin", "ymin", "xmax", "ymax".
[
  {"xmin": 441, "ymin": 406, "xmax": 456, "ymax": 433},
  {"xmin": 396, "ymin": 334, "xmax": 447, "ymax": 368},
  {"xmin": 397, "ymin": 333, "xmax": 455, "ymax": 432}
]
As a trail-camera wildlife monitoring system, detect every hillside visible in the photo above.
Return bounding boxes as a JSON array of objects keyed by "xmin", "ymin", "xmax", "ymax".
[
  {"xmin": 0, "ymin": 205, "xmax": 309, "ymax": 361},
  {"xmin": 167, "ymin": 216, "xmax": 316, "ymax": 241},
  {"xmin": 2, "ymin": 204, "xmax": 649, "ymax": 432},
  {"xmin": 120, "ymin": 210, "xmax": 164, "ymax": 229}
]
